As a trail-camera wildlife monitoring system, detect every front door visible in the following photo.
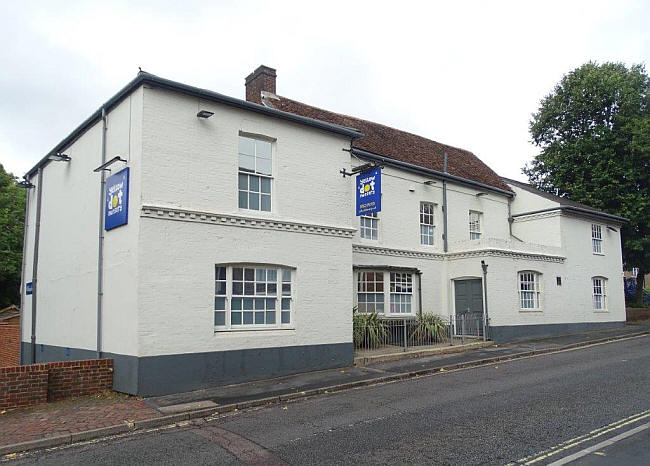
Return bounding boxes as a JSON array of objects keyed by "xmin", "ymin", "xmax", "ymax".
[{"xmin": 454, "ymin": 279, "xmax": 484, "ymax": 335}]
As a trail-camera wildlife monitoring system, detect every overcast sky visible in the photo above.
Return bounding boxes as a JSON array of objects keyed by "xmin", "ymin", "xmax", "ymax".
[{"xmin": 1, "ymin": 0, "xmax": 648, "ymax": 180}]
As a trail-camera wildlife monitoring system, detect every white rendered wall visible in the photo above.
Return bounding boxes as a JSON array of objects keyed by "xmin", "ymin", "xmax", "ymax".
[
  {"xmin": 509, "ymin": 184, "xmax": 560, "ymax": 213},
  {"xmin": 352, "ymin": 163, "xmax": 512, "ymax": 252},
  {"xmin": 21, "ymin": 91, "xmax": 142, "ymax": 357},
  {"xmin": 137, "ymin": 87, "xmax": 354, "ymax": 356},
  {"xmin": 560, "ymin": 215, "xmax": 625, "ymax": 323}
]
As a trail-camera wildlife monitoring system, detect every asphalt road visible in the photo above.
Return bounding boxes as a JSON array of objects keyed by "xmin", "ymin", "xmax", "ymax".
[{"xmin": 6, "ymin": 336, "xmax": 650, "ymax": 465}]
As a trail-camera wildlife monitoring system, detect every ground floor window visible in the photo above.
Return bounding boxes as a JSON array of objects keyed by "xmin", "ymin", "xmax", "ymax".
[
  {"xmin": 356, "ymin": 270, "xmax": 416, "ymax": 315},
  {"xmin": 518, "ymin": 271, "xmax": 541, "ymax": 309},
  {"xmin": 592, "ymin": 277, "xmax": 607, "ymax": 310},
  {"xmin": 215, "ymin": 264, "xmax": 293, "ymax": 330}
]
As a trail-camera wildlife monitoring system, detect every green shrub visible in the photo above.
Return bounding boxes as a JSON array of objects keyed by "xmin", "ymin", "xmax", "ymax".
[
  {"xmin": 353, "ymin": 308, "xmax": 388, "ymax": 349},
  {"xmin": 409, "ymin": 313, "xmax": 449, "ymax": 345}
]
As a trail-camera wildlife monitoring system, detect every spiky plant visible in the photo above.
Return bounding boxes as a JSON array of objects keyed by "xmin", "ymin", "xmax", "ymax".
[
  {"xmin": 353, "ymin": 308, "xmax": 389, "ymax": 349},
  {"xmin": 409, "ymin": 313, "xmax": 449, "ymax": 345}
]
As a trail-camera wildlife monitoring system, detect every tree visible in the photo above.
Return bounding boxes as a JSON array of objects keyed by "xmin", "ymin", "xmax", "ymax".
[
  {"xmin": 525, "ymin": 62, "xmax": 650, "ymax": 304},
  {"xmin": 0, "ymin": 163, "xmax": 26, "ymax": 308}
]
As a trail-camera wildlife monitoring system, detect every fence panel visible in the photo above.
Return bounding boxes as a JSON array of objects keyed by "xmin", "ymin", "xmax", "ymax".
[{"xmin": 353, "ymin": 313, "xmax": 488, "ymax": 353}]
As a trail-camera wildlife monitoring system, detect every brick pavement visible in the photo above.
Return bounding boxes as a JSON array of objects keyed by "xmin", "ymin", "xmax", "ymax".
[{"xmin": 0, "ymin": 391, "xmax": 161, "ymax": 446}]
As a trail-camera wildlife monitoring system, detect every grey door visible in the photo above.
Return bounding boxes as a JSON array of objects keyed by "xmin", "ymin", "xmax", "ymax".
[{"xmin": 454, "ymin": 279, "xmax": 484, "ymax": 335}]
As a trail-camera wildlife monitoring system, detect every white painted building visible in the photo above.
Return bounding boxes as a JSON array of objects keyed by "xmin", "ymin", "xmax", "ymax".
[{"xmin": 19, "ymin": 66, "xmax": 626, "ymax": 396}]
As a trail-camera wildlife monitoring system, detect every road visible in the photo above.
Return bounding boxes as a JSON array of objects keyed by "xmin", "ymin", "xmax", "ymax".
[{"xmin": 6, "ymin": 336, "xmax": 650, "ymax": 465}]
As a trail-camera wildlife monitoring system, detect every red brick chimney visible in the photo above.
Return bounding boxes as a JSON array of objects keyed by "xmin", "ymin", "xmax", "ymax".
[{"xmin": 245, "ymin": 65, "xmax": 277, "ymax": 104}]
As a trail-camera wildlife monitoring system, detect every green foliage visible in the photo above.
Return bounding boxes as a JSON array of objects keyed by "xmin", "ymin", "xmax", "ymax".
[
  {"xmin": 352, "ymin": 308, "xmax": 388, "ymax": 349},
  {"xmin": 0, "ymin": 164, "xmax": 26, "ymax": 307},
  {"xmin": 409, "ymin": 313, "xmax": 449, "ymax": 345},
  {"xmin": 525, "ymin": 62, "xmax": 650, "ymax": 301}
]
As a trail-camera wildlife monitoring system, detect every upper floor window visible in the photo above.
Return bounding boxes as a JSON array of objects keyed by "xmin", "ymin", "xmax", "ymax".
[
  {"xmin": 469, "ymin": 211, "xmax": 482, "ymax": 240},
  {"xmin": 591, "ymin": 224, "xmax": 603, "ymax": 254},
  {"xmin": 360, "ymin": 212, "xmax": 379, "ymax": 240},
  {"xmin": 214, "ymin": 264, "xmax": 293, "ymax": 330},
  {"xmin": 238, "ymin": 136, "xmax": 272, "ymax": 212},
  {"xmin": 592, "ymin": 277, "xmax": 607, "ymax": 310},
  {"xmin": 420, "ymin": 203, "xmax": 435, "ymax": 245},
  {"xmin": 519, "ymin": 271, "xmax": 541, "ymax": 309}
]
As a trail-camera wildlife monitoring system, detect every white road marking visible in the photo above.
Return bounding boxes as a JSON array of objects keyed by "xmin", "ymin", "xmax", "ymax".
[
  {"xmin": 548, "ymin": 421, "xmax": 650, "ymax": 466},
  {"xmin": 506, "ymin": 410, "xmax": 650, "ymax": 465}
]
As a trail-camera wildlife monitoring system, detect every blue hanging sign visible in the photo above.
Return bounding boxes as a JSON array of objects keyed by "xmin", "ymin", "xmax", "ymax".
[
  {"xmin": 105, "ymin": 167, "xmax": 130, "ymax": 231},
  {"xmin": 356, "ymin": 168, "xmax": 381, "ymax": 216},
  {"xmin": 26, "ymin": 282, "xmax": 33, "ymax": 295}
]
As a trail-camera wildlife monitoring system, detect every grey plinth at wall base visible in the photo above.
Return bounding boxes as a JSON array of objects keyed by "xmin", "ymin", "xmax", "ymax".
[
  {"xmin": 489, "ymin": 321, "xmax": 626, "ymax": 343},
  {"xmin": 21, "ymin": 342, "xmax": 353, "ymax": 397}
]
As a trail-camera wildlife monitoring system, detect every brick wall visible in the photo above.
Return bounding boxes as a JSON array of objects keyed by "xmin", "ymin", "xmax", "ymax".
[
  {"xmin": 0, "ymin": 365, "xmax": 48, "ymax": 409},
  {"xmin": 0, "ymin": 359, "xmax": 113, "ymax": 410},
  {"xmin": 47, "ymin": 359, "xmax": 113, "ymax": 401},
  {"xmin": 0, "ymin": 324, "xmax": 20, "ymax": 367}
]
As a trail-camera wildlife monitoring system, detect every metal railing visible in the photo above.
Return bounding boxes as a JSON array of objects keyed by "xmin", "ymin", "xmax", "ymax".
[{"xmin": 353, "ymin": 313, "xmax": 489, "ymax": 353}]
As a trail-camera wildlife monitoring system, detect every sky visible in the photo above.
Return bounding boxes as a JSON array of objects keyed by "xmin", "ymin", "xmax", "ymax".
[{"xmin": 1, "ymin": 0, "xmax": 649, "ymax": 181}]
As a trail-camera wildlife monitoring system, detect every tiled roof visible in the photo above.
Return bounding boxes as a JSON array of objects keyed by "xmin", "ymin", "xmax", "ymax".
[{"xmin": 266, "ymin": 95, "xmax": 512, "ymax": 192}]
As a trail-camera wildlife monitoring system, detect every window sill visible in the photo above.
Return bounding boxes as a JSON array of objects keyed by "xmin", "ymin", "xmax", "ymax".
[
  {"xmin": 215, "ymin": 327, "xmax": 295, "ymax": 333},
  {"xmin": 519, "ymin": 309, "xmax": 543, "ymax": 313},
  {"xmin": 593, "ymin": 310, "xmax": 609, "ymax": 313},
  {"xmin": 592, "ymin": 252, "xmax": 605, "ymax": 256}
]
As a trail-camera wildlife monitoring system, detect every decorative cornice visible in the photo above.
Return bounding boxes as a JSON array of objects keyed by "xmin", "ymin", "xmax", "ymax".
[
  {"xmin": 141, "ymin": 205, "xmax": 356, "ymax": 238},
  {"xmin": 353, "ymin": 244, "xmax": 445, "ymax": 261},
  {"xmin": 353, "ymin": 244, "xmax": 565, "ymax": 263},
  {"xmin": 446, "ymin": 249, "xmax": 565, "ymax": 263},
  {"xmin": 511, "ymin": 210, "xmax": 562, "ymax": 222}
]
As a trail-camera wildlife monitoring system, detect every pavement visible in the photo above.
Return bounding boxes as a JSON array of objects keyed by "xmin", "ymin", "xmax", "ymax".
[{"xmin": 1, "ymin": 322, "xmax": 648, "ymax": 458}]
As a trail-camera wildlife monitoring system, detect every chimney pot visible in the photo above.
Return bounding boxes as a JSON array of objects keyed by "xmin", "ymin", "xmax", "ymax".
[{"xmin": 245, "ymin": 65, "xmax": 277, "ymax": 104}]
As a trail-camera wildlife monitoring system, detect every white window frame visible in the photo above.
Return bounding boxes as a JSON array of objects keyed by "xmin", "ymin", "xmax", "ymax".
[
  {"xmin": 360, "ymin": 212, "xmax": 379, "ymax": 240},
  {"xmin": 356, "ymin": 271, "xmax": 385, "ymax": 313},
  {"xmin": 355, "ymin": 270, "xmax": 416, "ymax": 316},
  {"xmin": 518, "ymin": 271, "xmax": 541, "ymax": 310},
  {"xmin": 214, "ymin": 264, "xmax": 294, "ymax": 331},
  {"xmin": 389, "ymin": 272, "xmax": 413, "ymax": 314},
  {"xmin": 469, "ymin": 211, "xmax": 482, "ymax": 240},
  {"xmin": 420, "ymin": 202, "xmax": 435, "ymax": 245},
  {"xmin": 591, "ymin": 224, "xmax": 603, "ymax": 254},
  {"xmin": 592, "ymin": 277, "xmax": 607, "ymax": 311},
  {"xmin": 238, "ymin": 135, "xmax": 273, "ymax": 212}
]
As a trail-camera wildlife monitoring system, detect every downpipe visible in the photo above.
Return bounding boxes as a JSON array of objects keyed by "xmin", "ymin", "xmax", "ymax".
[
  {"xmin": 442, "ymin": 152, "xmax": 449, "ymax": 253},
  {"xmin": 30, "ymin": 168, "xmax": 44, "ymax": 364},
  {"xmin": 19, "ymin": 182, "xmax": 31, "ymax": 364},
  {"xmin": 97, "ymin": 108, "xmax": 107, "ymax": 359}
]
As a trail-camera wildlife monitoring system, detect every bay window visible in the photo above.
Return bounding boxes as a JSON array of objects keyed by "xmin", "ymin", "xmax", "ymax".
[{"xmin": 356, "ymin": 270, "xmax": 416, "ymax": 315}]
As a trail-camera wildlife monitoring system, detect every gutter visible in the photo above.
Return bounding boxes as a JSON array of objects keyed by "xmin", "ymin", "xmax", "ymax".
[
  {"xmin": 26, "ymin": 72, "xmax": 362, "ymax": 179},
  {"xmin": 351, "ymin": 148, "xmax": 515, "ymax": 198},
  {"xmin": 511, "ymin": 206, "xmax": 628, "ymax": 223}
]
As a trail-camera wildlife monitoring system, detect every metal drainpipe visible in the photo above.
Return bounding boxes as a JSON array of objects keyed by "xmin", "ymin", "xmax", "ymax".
[
  {"xmin": 31, "ymin": 167, "xmax": 44, "ymax": 364},
  {"xmin": 481, "ymin": 260, "xmax": 489, "ymax": 341},
  {"xmin": 507, "ymin": 197, "xmax": 524, "ymax": 242},
  {"xmin": 417, "ymin": 271, "xmax": 423, "ymax": 317},
  {"xmin": 97, "ymin": 108, "xmax": 107, "ymax": 359},
  {"xmin": 442, "ymin": 152, "xmax": 449, "ymax": 253},
  {"xmin": 19, "ymin": 183, "xmax": 31, "ymax": 364}
]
